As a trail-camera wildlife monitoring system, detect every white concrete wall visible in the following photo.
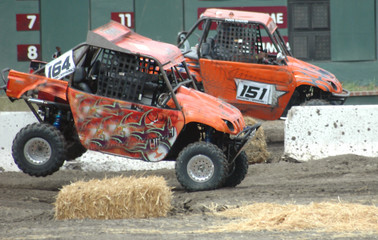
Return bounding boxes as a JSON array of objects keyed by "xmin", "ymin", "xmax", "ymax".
[
  {"xmin": 0, "ymin": 112, "xmax": 37, "ymax": 171},
  {"xmin": 285, "ymin": 105, "xmax": 378, "ymax": 161},
  {"xmin": 0, "ymin": 112, "xmax": 174, "ymax": 172}
]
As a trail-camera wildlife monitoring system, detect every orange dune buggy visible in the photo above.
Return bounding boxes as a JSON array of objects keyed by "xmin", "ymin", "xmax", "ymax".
[
  {"xmin": 1, "ymin": 21, "xmax": 260, "ymax": 191},
  {"xmin": 178, "ymin": 8, "xmax": 350, "ymax": 120}
]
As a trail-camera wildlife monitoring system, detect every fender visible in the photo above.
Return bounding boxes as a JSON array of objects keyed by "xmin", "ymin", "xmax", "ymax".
[{"xmin": 6, "ymin": 70, "xmax": 68, "ymax": 102}]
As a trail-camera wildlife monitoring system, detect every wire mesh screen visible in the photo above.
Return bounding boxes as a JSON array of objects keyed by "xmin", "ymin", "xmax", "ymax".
[
  {"xmin": 96, "ymin": 49, "xmax": 159, "ymax": 102},
  {"xmin": 211, "ymin": 22, "xmax": 263, "ymax": 62}
]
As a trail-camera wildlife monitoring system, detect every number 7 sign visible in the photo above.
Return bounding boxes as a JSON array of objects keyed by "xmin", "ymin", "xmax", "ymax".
[{"xmin": 16, "ymin": 14, "xmax": 40, "ymax": 31}]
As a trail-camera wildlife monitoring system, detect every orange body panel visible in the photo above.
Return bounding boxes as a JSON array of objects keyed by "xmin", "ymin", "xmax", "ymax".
[
  {"xmin": 68, "ymin": 88, "xmax": 185, "ymax": 162},
  {"xmin": 169, "ymin": 86, "xmax": 246, "ymax": 134},
  {"xmin": 185, "ymin": 56, "xmax": 345, "ymax": 120},
  {"xmin": 197, "ymin": 59, "xmax": 294, "ymax": 120},
  {"xmin": 286, "ymin": 56, "xmax": 343, "ymax": 93},
  {"xmin": 88, "ymin": 21, "xmax": 184, "ymax": 69},
  {"xmin": 6, "ymin": 70, "xmax": 68, "ymax": 102}
]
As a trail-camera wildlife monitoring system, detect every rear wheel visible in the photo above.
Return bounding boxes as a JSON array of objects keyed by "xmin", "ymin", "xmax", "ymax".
[
  {"xmin": 12, "ymin": 123, "xmax": 66, "ymax": 177},
  {"xmin": 175, "ymin": 142, "xmax": 228, "ymax": 191},
  {"xmin": 223, "ymin": 151, "xmax": 249, "ymax": 188}
]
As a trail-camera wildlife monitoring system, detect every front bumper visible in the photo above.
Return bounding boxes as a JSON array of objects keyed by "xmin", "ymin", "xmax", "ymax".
[
  {"xmin": 230, "ymin": 123, "xmax": 261, "ymax": 161},
  {"xmin": 331, "ymin": 89, "xmax": 350, "ymax": 104}
]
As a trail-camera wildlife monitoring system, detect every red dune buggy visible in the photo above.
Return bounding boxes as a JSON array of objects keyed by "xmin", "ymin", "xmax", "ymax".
[
  {"xmin": 178, "ymin": 8, "xmax": 350, "ymax": 120},
  {"xmin": 1, "ymin": 21, "xmax": 260, "ymax": 191}
]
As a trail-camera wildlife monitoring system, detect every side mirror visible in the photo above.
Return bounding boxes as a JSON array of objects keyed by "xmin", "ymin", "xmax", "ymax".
[
  {"xmin": 177, "ymin": 32, "xmax": 187, "ymax": 44},
  {"xmin": 177, "ymin": 32, "xmax": 190, "ymax": 52},
  {"xmin": 276, "ymin": 52, "xmax": 285, "ymax": 64}
]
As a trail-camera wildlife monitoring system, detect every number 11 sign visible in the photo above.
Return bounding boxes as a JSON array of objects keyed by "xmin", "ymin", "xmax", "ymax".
[{"xmin": 111, "ymin": 12, "xmax": 134, "ymax": 28}]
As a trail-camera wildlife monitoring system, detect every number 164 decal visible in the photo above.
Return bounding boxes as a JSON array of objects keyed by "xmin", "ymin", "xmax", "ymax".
[
  {"xmin": 45, "ymin": 50, "xmax": 75, "ymax": 79},
  {"xmin": 235, "ymin": 79, "xmax": 273, "ymax": 105}
]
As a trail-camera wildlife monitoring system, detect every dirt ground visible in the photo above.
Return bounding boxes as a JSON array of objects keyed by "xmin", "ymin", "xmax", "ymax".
[{"xmin": 1, "ymin": 122, "xmax": 378, "ymax": 239}]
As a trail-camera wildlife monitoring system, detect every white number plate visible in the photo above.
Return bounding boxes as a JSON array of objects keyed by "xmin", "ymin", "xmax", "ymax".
[
  {"xmin": 45, "ymin": 50, "xmax": 75, "ymax": 79},
  {"xmin": 235, "ymin": 79, "xmax": 273, "ymax": 105}
]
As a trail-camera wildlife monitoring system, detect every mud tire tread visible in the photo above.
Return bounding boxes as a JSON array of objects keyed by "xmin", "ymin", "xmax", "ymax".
[
  {"xmin": 223, "ymin": 151, "xmax": 248, "ymax": 188},
  {"xmin": 175, "ymin": 142, "xmax": 228, "ymax": 191},
  {"xmin": 12, "ymin": 123, "xmax": 66, "ymax": 177}
]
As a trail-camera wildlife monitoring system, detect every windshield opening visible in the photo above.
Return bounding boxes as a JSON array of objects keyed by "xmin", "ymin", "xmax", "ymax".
[
  {"xmin": 181, "ymin": 18, "xmax": 288, "ymax": 65},
  {"xmin": 271, "ymin": 30, "xmax": 291, "ymax": 57}
]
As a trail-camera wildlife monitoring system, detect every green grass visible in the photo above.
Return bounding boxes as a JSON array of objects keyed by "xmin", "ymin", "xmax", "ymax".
[{"xmin": 342, "ymin": 78, "xmax": 378, "ymax": 91}]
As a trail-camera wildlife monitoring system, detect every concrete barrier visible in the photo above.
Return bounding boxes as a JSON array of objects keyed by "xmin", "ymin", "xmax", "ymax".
[
  {"xmin": 284, "ymin": 105, "xmax": 378, "ymax": 161},
  {"xmin": 0, "ymin": 112, "xmax": 37, "ymax": 171},
  {"xmin": 0, "ymin": 112, "xmax": 174, "ymax": 172}
]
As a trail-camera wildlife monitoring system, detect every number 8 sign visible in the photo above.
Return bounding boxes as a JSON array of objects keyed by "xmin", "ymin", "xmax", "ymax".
[{"xmin": 17, "ymin": 44, "xmax": 41, "ymax": 61}]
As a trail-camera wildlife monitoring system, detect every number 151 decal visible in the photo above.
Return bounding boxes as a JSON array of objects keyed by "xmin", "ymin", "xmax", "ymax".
[
  {"xmin": 235, "ymin": 79, "xmax": 273, "ymax": 105},
  {"xmin": 45, "ymin": 50, "xmax": 75, "ymax": 79}
]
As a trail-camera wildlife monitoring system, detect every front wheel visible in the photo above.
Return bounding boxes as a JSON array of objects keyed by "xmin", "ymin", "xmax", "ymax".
[
  {"xmin": 12, "ymin": 123, "xmax": 66, "ymax": 177},
  {"xmin": 223, "ymin": 151, "xmax": 249, "ymax": 188},
  {"xmin": 175, "ymin": 142, "xmax": 228, "ymax": 191}
]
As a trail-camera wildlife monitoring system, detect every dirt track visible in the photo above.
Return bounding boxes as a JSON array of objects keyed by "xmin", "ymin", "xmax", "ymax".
[{"xmin": 1, "ymin": 138, "xmax": 378, "ymax": 240}]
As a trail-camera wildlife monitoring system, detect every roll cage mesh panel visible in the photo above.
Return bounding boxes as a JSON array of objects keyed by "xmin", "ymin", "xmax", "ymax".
[
  {"xmin": 96, "ymin": 49, "xmax": 159, "ymax": 102},
  {"xmin": 210, "ymin": 22, "xmax": 263, "ymax": 63}
]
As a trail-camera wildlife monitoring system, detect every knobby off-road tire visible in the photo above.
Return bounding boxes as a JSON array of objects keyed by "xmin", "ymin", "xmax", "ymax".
[
  {"xmin": 175, "ymin": 142, "xmax": 228, "ymax": 191},
  {"xmin": 12, "ymin": 123, "xmax": 66, "ymax": 177},
  {"xmin": 301, "ymin": 99, "xmax": 330, "ymax": 106},
  {"xmin": 223, "ymin": 151, "xmax": 248, "ymax": 188}
]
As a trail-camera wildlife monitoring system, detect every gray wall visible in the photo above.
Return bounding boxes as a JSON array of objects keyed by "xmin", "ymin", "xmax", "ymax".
[
  {"xmin": 330, "ymin": 0, "xmax": 376, "ymax": 61},
  {"xmin": 40, "ymin": 0, "xmax": 90, "ymax": 60}
]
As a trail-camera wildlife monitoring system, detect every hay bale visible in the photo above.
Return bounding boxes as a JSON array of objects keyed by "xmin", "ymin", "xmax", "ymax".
[
  {"xmin": 213, "ymin": 202, "xmax": 378, "ymax": 233},
  {"xmin": 54, "ymin": 176, "xmax": 172, "ymax": 220},
  {"xmin": 243, "ymin": 116, "xmax": 270, "ymax": 164}
]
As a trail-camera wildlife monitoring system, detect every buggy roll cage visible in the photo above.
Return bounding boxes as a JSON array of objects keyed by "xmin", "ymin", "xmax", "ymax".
[
  {"xmin": 178, "ymin": 16, "xmax": 292, "ymax": 63},
  {"xmin": 26, "ymin": 21, "xmax": 201, "ymax": 110}
]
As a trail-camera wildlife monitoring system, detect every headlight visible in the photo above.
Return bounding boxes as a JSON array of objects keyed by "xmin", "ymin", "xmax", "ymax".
[
  {"xmin": 223, "ymin": 119, "xmax": 235, "ymax": 132},
  {"xmin": 329, "ymin": 81, "xmax": 338, "ymax": 91}
]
